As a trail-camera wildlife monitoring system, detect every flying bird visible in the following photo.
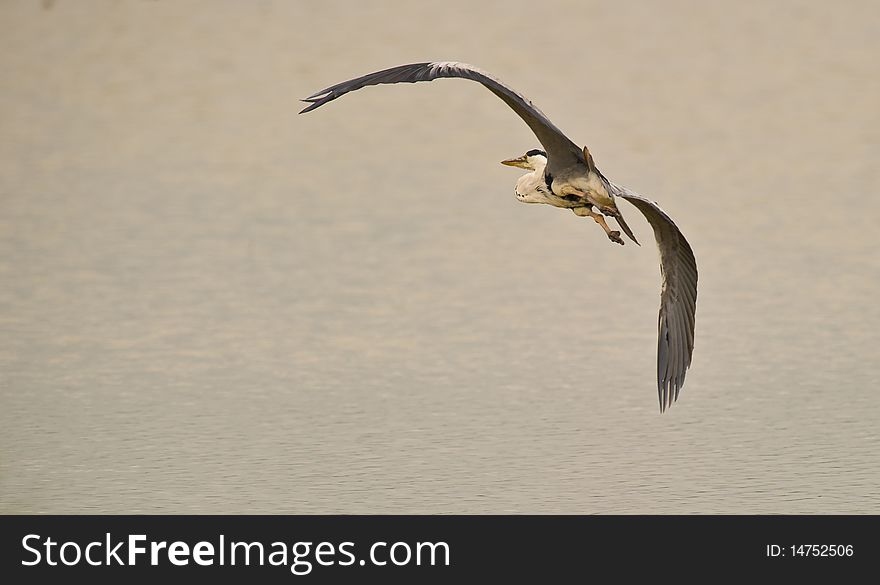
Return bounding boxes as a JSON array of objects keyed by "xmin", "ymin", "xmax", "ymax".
[{"xmin": 301, "ymin": 62, "xmax": 697, "ymax": 412}]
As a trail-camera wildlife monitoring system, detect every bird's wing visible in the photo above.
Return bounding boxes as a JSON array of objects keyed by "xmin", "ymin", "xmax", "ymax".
[
  {"xmin": 612, "ymin": 185, "xmax": 698, "ymax": 412},
  {"xmin": 300, "ymin": 61, "xmax": 586, "ymax": 175}
]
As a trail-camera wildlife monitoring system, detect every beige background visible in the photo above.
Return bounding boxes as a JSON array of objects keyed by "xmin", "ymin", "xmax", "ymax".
[{"xmin": 1, "ymin": 0, "xmax": 878, "ymax": 513}]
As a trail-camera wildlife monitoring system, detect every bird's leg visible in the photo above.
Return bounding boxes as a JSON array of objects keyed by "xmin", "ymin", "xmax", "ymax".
[
  {"xmin": 573, "ymin": 207, "xmax": 624, "ymax": 245},
  {"xmin": 595, "ymin": 203, "xmax": 618, "ymax": 217},
  {"xmin": 594, "ymin": 214, "xmax": 625, "ymax": 246},
  {"xmin": 590, "ymin": 202, "xmax": 640, "ymax": 246}
]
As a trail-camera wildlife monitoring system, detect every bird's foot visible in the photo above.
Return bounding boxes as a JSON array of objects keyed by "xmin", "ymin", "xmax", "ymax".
[
  {"xmin": 586, "ymin": 210, "xmax": 624, "ymax": 245},
  {"xmin": 573, "ymin": 205, "xmax": 626, "ymax": 245}
]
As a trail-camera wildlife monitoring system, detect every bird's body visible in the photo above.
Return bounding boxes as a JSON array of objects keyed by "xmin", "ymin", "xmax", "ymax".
[
  {"xmin": 512, "ymin": 151, "xmax": 616, "ymax": 210},
  {"xmin": 301, "ymin": 61, "xmax": 698, "ymax": 412}
]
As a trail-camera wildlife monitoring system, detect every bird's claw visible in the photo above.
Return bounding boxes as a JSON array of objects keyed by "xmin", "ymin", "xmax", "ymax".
[{"xmin": 608, "ymin": 231, "xmax": 624, "ymax": 245}]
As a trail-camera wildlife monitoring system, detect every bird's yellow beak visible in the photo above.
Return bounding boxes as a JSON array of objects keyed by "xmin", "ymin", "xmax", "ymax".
[{"xmin": 501, "ymin": 155, "xmax": 530, "ymax": 169}]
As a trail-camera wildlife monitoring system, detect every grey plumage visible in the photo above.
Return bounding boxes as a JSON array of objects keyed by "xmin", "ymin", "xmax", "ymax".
[
  {"xmin": 611, "ymin": 185, "xmax": 698, "ymax": 412},
  {"xmin": 301, "ymin": 61, "xmax": 586, "ymax": 179},
  {"xmin": 301, "ymin": 61, "xmax": 698, "ymax": 412}
]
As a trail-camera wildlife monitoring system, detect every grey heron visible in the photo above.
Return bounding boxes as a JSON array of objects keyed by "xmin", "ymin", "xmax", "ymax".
[{"xmin": 301, "ymin": 61, "xmax": 697, "ymax": 412}]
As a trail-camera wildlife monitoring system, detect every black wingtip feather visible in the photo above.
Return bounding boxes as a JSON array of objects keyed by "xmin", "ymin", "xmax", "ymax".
[
  {"xmin": 305, "ymin": 88, "xmax": 331, "ymax": 100},
  {"xmin": 299, "ymin": 99, "xmax": 326, "ymax": 114}
]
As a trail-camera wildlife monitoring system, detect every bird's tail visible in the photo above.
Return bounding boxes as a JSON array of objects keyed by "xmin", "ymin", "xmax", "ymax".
[{"xmin": 613, "ymin": 212, "xmax": 640, "ymax": 246}]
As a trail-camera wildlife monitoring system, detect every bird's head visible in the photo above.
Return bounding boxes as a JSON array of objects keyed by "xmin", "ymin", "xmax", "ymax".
[{"xmin": 501, "ymin": 149, "xmax": 547, "ymax": 171}]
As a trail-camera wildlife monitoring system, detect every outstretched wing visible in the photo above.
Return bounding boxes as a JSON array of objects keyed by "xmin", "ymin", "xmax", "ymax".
[
  {"xmin": 300, "ymin": 61, "xmax": 586, "ymax": 176},
  {"xmin": 612, "ymin": 185, "xmax": 698, "ymax": 412}
]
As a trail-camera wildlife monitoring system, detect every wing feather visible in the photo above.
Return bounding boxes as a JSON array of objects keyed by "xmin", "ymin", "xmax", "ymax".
[
  {"xmin": 612, "ymin": 185, "xmax": 698, "ymax": 412},
  {"xmin": 300, "ymin": 61, "xmax": 585, "ymax": 176}
]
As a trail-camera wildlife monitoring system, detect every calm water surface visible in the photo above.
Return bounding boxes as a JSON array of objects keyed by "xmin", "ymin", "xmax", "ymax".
[{"xmin": 1, "ymin": 1, "xmax": 878, "ymax": 513}]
